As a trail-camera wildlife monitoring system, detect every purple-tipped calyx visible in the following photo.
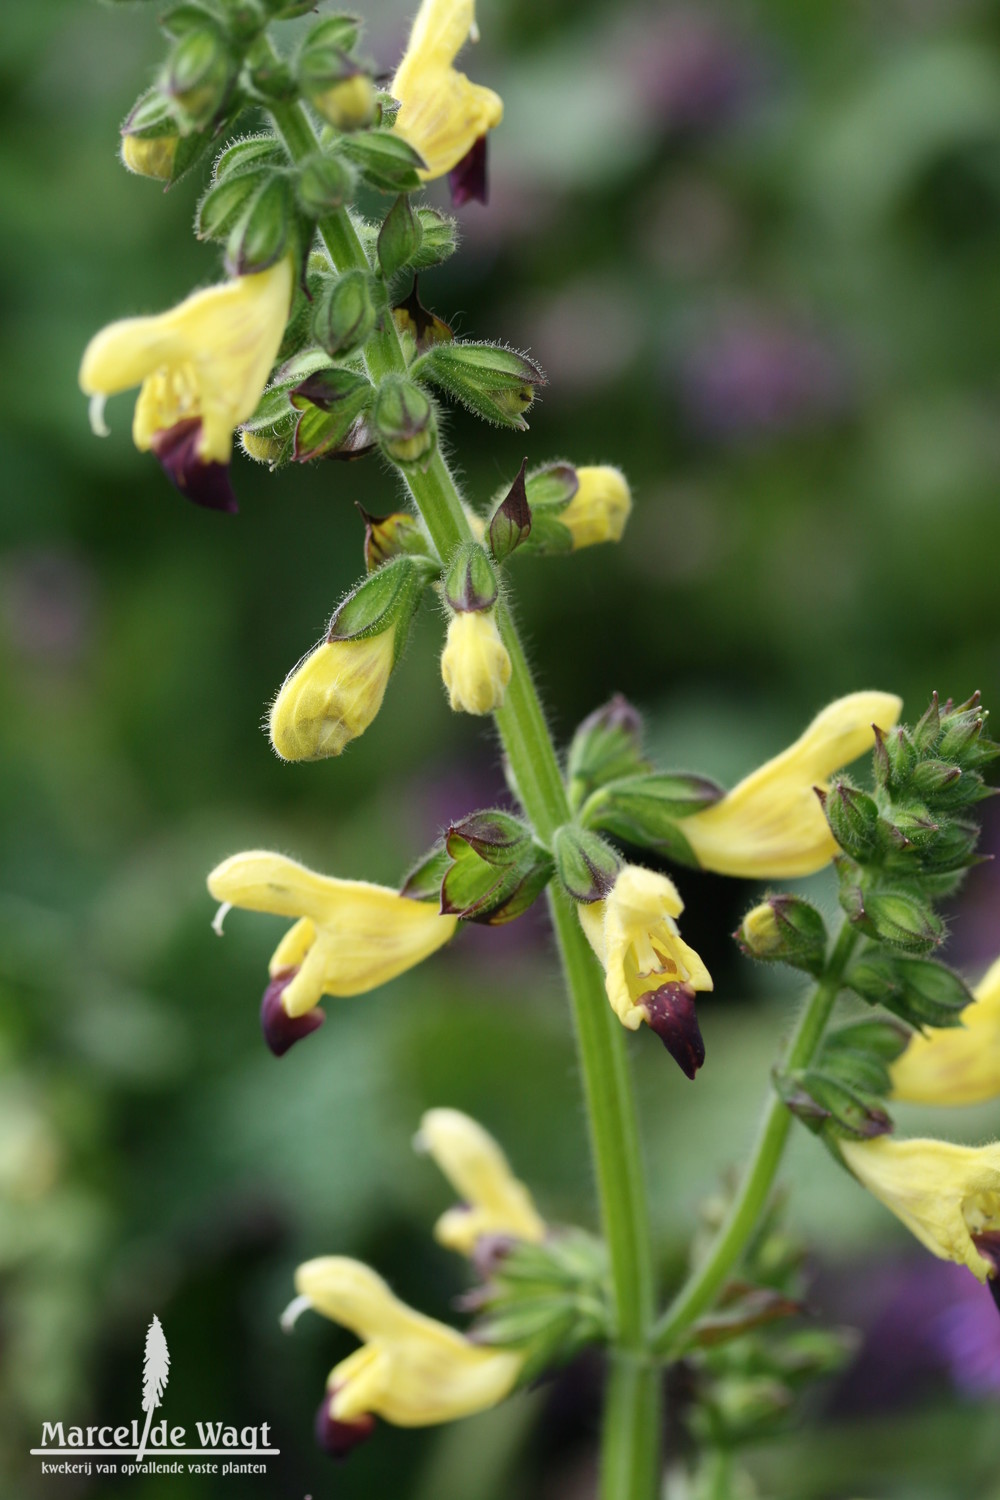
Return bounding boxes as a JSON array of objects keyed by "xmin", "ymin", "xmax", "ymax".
[
  {"xmin": 642, "ymin": 982, "xmax": 705, "ymax": 1079},
  {"xmin": 150, "ymin": 419, "xmax": 238, "ymax": 512}
]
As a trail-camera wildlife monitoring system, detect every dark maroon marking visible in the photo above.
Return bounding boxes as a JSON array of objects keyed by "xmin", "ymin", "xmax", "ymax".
[
  {"xmin": 449, "ymin": 135, "xmax": 489, "ymax": 206},
  {"xmin": 150, "ymin": 418, "xmax": 238, "ymax": 512},
  {"xmin": 643, "ymin": 982, "xmax": 705, "ymax": 1079},
  {"xmin": 315, "ymin": 1396, "xmax": 376, "ymax": 1459},
  {"xmin": 260, "ymin": 968, "xmax": 325, "ymax": 1056}
]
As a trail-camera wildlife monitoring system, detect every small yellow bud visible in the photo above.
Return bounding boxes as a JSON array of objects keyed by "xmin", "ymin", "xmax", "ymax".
[
  {"xmin": 311, "ymin": 72, "xmax": 377, "ymax": 131},
  {"xmin": 440, "ymin": 610, "xmax": 511, "ymax": 716},
  {"xmin": 269, "ymin": 631, "xmax": 396, "ymax": 761},
  {"xmin": 558, "ymin": 466, "xmax": 632, "ymax": 550},
  {"xmin": 120, "ymin": 132, "xmax": 179, "ymax": 182},
  {"xmin": 739, "ymin": 903, "xmax": 783, "ymax": 957},
  {"xmin": 239, "ymin": 429, "xmax": 283, "ymax": 464}
]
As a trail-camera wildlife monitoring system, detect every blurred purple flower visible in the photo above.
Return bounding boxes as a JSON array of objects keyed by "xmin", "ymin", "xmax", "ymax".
[
  {"xmin": 0, "ymin": 548, "xmax": 96, "ymax": 669},
  {"xmin": 678, "ymin": 310, "xmax": 850, "ymax": 442},
  {"xmin": 622, "ymin": 9, "xmax": 764, "ymax": 134}
]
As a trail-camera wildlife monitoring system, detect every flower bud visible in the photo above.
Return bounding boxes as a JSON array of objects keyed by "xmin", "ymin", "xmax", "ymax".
[
  {"xmin": 558, "ymin": 467, "xmax": 632, "ymax": 549},
  {"xmin": 775, "ymin": 1067, "xmax": 892, "ymax": 1141},
  {"xmin": 296, "ymin": 153, "xmax": 357, "ymax": 217},
  {"xmin": 843, "ymin": 885, "xmax": 944, "ymax": 954},
  {"xmin": 340, "ymin": 129, "xmax": 426, "ymax": 193},
  {"xmin": 225, "ymin": 174, "xmax": 298, "ymax": 276},
  {"xmin": 162, "ymin": 25, "xmax": 235, "ymax": 132},
  {"xmin": 313, "ymin": 271, "xmax": 378, "ymax": 358},
  {"xmin": 444, "ymin": 543, "xmax": 499, "ymax": 613},
  {"xmin": 377, "ymin": 193, "xmax": 424, "ymax": 280},
  {"xmin": 411, "ymin": 207, "xmax": 459, "ymax": 269},
  {"xmin": 240, "ymin": 428, "xmax": 287, "ymax": 464},
  {"xmin": 553, "ymin": 826, "xmax": 621, "ymax": 904},
  {"xmin": 847, "ymin": 953, "xmax": 971, "ymax": 1029},
  {"xmin": 736, "ymin": 895, "xmax": 827, "ymax": 976},
  {"xmin": 374, "ymin": 377, "xmax": 436, "ymax": 466},
  {"xmin": 413, "ymin": 343, "xmax": 546, "ymax": 430},
  {"xmin": 120, "ymin": 88, "xmax": 208, "ymax": 185},
  {"xmin": 440, "ymin": 611, "xmax": 511, "ymax": 716},
  {"xmin": 441, "ymin": 811, "xmax": 553, "ymax": 923},
  {"xmin": 297, "ymin": 19, "xmax": 375, "ymax": 130},
  {"xmin": 487, "ymin": 460, "xmax": 532, "ymax": 563},
  {"xmin": 121, "ymin": 132, "xmax": 179, "ymax": 182},
  {"xmin": 566, "ymin": 694, "xmax": 647, "ymax": 809},
  {"xmin": 820, "ymin": 781, "xmax": 881, "ymax": 861}
]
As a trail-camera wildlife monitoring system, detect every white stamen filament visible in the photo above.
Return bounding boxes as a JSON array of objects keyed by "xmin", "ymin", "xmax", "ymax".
[
  {"xmin": 211, "ymin": 901, "xmax": 232, "ymax": 937},
  {"xmin": 89, "ymin": 393, "xmax": 109, "ymax": 438},
  {"xmin": 280, "ymin": 1294, "xmax": 314, "ymax": 1334}
]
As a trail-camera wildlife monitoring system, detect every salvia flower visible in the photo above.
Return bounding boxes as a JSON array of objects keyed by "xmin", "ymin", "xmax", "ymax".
[
  {"xmin": 79, "ymin": 258, "xmax": 292, "ymax": 511},
  {"xmin": 680, "ymin": 691, "xmax": 902, "ymax": 879},
  {"xmin": 391, "ymin": 0, "xmax": 503, "ymax": 205},
  {"xmin": 440, "ymin": 610, "xmax": 512, "ymax": 715},
  {"xmin": 207, "ymin": 852, "xmax": 457, "ymax": 1054},
  {"xmin": 415, "ymin": 1107, "xmax": 546, "ymax": 1255},
  {"xmin": 578, "ymin": 864, "xmax": 712, "ymax": 1077},
  {"xmin": 840, "ymin": 1135, "xmax": 1000, "ymax": 1284},
  {"xmin": 891, "ymin": 956, "xmax": 1000, "ymax": 1106},
  {"xmin": 270, "ymin": 632, "xmax": 396, "ymax": 761},
  {"xmin": 559, "ymin": 466, "xmax": 632, "ymax": 550},
  {"xmin": 287, "ymin": 1257, "xmax": 523, "ymax": 1447}
]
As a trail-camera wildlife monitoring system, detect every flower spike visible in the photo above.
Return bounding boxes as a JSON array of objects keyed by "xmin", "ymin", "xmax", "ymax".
[
  {"xmin": 391, "ymin": 0, "xmax": 503, "ymax": 202},
  {"xmin": 416, "ymin": 1108, "xmax": 546, "ymax": 1255},
  {"xmin": 79, "ymin": 258, "xmax": 293, "ymax": 510},
  {"xmin": 680, "ymin": 691, "xmax": 902, "ymax": 879}
]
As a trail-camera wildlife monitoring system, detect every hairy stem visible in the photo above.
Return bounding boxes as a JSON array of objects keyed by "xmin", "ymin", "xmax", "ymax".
[
  {"xmin": 651, "ymin": 923, "xmax": 858, "ymax": 1355},
  {"xmin": 269, "ymin": 97, "xmax": 659, "ymax": 1498}
]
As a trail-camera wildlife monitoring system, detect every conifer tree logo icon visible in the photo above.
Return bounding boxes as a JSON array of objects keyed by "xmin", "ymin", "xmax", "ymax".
[{"xmin": 136, "ymin": 1316, "xmax": 170, "ymax": 1463}]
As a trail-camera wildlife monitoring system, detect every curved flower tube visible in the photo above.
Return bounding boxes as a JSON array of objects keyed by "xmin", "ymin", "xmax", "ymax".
[
  {"xmin": 207, "ymin": 851, "xmax": 457, "ymax": 1053},
  {"xmin": 288, "ymin": 1256, "xmax": 522, "ymax": 1450},
  {"xmin": 891, "ymin": 956, "xmax": 1000, "ymax": 1105},
  {"xmin": 578, "ymin": 864, "xmax": 712, "ymax": 1077},
  {"xmin": 79, "ymin": 257, "xmax": 293, "ymax": 511},
  {"xmin": 840, "ymin": 1134, "xmax": 1000, "ymax": 1282},
  {"xmin": 415, "ymin": 1107, "xmax": 546, "ymax": 1254},
  {"xmin": 391, "ymin": 0, "xmax": 503, "ymax": 204},
  {"xmin": 680, "ymin": 691, "xmax": 903, "ymax": 879}
]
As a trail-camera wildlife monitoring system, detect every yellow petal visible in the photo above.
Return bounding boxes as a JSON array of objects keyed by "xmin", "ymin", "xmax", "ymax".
[
  {"xmin": 440, "ymin": 610, "xmax": 511, "ymax": 715},
  {"xmin": 270, "ymin": 632, "xmax": 396, "ymax": 762},
  {"xmin": 681, "ymin": 691, "xmax": 903, "ymax": 879},
  {"xmin": 296, "ymin": 1256, "xmax": 522, "ymax": 1427},
  {"xmin": 840, "ymin": 1134, "xmax": 1000, "ymax": 1282},
  {"xmin": 560, "ymin": 467, "xmax": 632, "ymax": 549},
  {"xmin": 417, "ymin": 1108, "xmax": 546, "ymax": 1254},
  {"xmin": 891, "ymin": 956, "xmax": 1000, "ymax": 1105},
  {"xmin": 391, "ymin": 0, "xmax": 503, "ymax": 180}
]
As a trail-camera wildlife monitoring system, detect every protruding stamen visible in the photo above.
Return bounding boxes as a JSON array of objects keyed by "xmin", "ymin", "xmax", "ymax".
[
  {"xmin": 89, "ymin": 394, "xmax": 109, "ymax": 438},
  {"xmin": 280, "ymin": 1293, "xmax": 314, "ymax": 1334},
  {"xmin": 211, "ymin": 901, "xmax": 232, "ymax": 937}
]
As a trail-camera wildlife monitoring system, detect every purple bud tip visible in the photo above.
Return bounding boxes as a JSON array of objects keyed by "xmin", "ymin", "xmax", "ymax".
[
  {"xmin": 642, "ymin": 982, "xmax": 705, "ymax": 1079},
  {"xmin": 150, "ymin": 419, "xmax": 239, "ymax": 512},
  {"xmin": 449, "ymin": 135, "xmax": 489, "ymax": 206},
  {"xmin": 315, "ymin": 1395, "xmax": 375, "ymax": 1459},
  {"xmin": 472, "ymin": 1232, "xmax": 519, "ymax": 1282},
  {"xmin": 260, "ymin": 969, "xmax": 325, "ymax": 1057}
]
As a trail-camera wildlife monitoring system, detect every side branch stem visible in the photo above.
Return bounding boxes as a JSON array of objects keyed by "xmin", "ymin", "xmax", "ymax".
[
  {"xmin": 269, "ymin": 95, "xmax": 660, "ymax": 1500},
  {"xmin": 650, "ymin": 922, "xmax": 858, "ymax": 1355}
]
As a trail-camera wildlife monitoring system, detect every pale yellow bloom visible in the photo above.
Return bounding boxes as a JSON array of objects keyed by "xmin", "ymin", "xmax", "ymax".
[
  {"xmin": 416, "ymin": 1108, "xmax": 546, "ymax": 1255},
  {"xmin": 207, "ymin": 851, "xmax": 457, "ymax": 1017},
  {"xmin": 681, "ymin": 691, "xmax": 903, "ymax": 879},
  {"xmin": 270, "ymin": 632, "xmax": 396, "ymax": 761},
  {"xmin": 440, "ymin": 610, "xmax": 511, "ymax": 715},
  {"xmin": 79, "ymin": 257, "xmax": 293, "ymax": 466},
  {"xmin": 579, "ymin": 865, "xmax": 712, "ymax": 1070},
  {"xmin": 293, "ymin": 1257, "xmax": 523, "ymax": 1426},
  {"xmin": 891, "ymin": 956, "xmax": 1000, "ymax": 1106},
  {"xmin": 120, "ymin": 133, "xmax": 178, "ymax": 181},
  {"xmin": 391, "ymin": 0, "xmax": 503, "ymax": 182},
  {"xmin": 559, "ymin": 467, "xmax": 632, "ymax": 549},
  {"xmin": 840, "ymin": 1135, "xmax": 1000, "ymax": 1282}
]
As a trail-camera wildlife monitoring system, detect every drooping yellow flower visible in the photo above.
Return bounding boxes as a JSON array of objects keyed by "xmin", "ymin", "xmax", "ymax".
[
  {"xmin": 840, "ymin": 1135, "xmax": 1000, "ymax": 1282},
  {"xmin": 559, "ymin": 467, "xmax": 632, "ymax": 550},
  {"xmin": 79, "ymin": 257, "xmax": 293, "ymax": 510},
  {"xmin": 391, "ymin": 0, "xmax": 503, "ymax": 204},
  {"xmin": 416, "ymin": 1108, "xmax": 546, "ymax": 1255},
  {"xmin": 288, "ymin": 1257, "xmax": 522, "ymax": 1446},
  {"xmin": 578, "ymin": 864, "xmax": 712, "ymax": 1077},
  {"xmin": 891, "ymin": 956, "xmax": 1000, "ymax": 1106},
  {"xmin": 207, "ymin": 851, "xmax": 457, "ymax": 1053},
  {"xmin": 440, "ymin": 610, "xmax": 512, "ymax": 715},
  {"xmin": 680, "ymin": 691, "xmax": 902, "ymax": 879},
  {"xmin": 270, "ymin": 632, "xmax": 396, "ymax": 761}
]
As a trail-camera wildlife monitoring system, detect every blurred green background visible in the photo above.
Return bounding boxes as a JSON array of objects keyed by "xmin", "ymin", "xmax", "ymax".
[{"xmin": 4, "ymin": 0, "xmax": 1000, "ymax": 1495}]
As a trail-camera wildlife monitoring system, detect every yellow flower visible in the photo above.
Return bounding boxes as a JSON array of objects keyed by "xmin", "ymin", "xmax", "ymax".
[
  {"xmin": 891, "ymin": 956, "xmax": 1000, "ymax": 1105},
  {"xmin": 79, "ymin": 257, "xmax": 293, "ymax": 510},
  {"xmin": 680, "ymin": 691, "xmax": 903, "ymax": 879},
  {"xmin": 559, "ymin": 467, "xmax": 632, "ymax": 549},
  {"xmin": 391, "ymin": 0, "xmax": 503, "ymax": 204},
  {"xmin": 840, "ymin": 1134, "xmax": 1000, "ymax": 1282},
  {"xmin": 120, "ymin": 133, "xmax": 178, "ymax": 182},
  {"xmin": 415, "ymin": 1108, "xmax": 546, "ymax": 1255},
  {"xmin": 578, "ymin": 864, "xmax": 712, "ymax": 1076},
  {"xmin": 288, "ymin": 1257, "xmax": 522, "ymax": 1447},
  {"xmin": 207, "ymin": 851, "xmax": 457, "ymax": 1053},
  {"xmin": 270, "ymin": 632, "xmax": 396, "ymax": 761},
  {"xmin": 440, "ymin": 610, "xmax": 512, "ymax": 715}
]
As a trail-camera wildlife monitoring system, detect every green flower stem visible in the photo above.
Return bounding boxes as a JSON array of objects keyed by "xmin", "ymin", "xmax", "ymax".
[
  {"xmin": 269, "ymin": 96, "xmax": 659, "ymax": 1499},
  {"xmin": 651, "ymin": 922, "xmax": 859, "ymax": 1356}
]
